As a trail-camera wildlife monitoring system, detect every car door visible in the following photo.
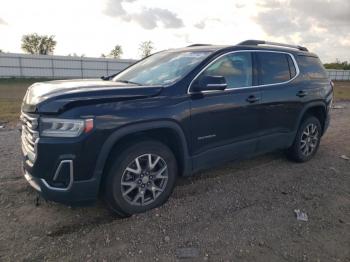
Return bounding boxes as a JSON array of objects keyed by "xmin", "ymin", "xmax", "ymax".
[
  {"xmin": 189, "ymin": 51, "xmax": 262, "ymax": 171},
  {"xmin": 255, "ymin": 51, "xmax": 304, "ymax": 153}
]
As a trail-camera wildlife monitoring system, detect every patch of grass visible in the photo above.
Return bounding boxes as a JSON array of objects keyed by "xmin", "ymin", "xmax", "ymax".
[
  {"xmin": 0, "ymin": 78, "xmax": 52, "ymax": 123},
  {"xmin": 333, "ymin": 81, "xmax": 350, "ymax": 101}
]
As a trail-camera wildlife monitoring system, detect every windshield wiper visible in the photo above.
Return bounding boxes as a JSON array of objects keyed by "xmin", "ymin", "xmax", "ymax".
[{"xmin": 116, "ymin": 79, "xmax": 141, "ymax": 85}]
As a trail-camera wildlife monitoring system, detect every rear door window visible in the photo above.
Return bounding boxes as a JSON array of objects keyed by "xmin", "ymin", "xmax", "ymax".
[
  {"xmin": 257, "ymin": 52, "xmax": 292, "ymax": 85},
  {"xmin": 297, "ymin": 55, "xmax": 328, "ymax": 79}
]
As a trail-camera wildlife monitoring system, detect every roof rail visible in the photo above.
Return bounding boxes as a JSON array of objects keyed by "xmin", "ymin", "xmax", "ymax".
[
  {"xmin": 238, "ymin": 40, "xmax": 308, "ymax": 52},
  {"xmin": 187, "ymin": 44, "xmax": 212, "ymax": 47}
]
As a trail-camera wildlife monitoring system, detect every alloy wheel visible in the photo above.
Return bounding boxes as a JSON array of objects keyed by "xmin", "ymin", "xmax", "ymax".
[
  {"xmin": 300, "ymin": 123, "xmax": 319, "ymax": 156},
  {"xmin": 120, "ymin": 154, "xmax": 168, "ymax": 206}
]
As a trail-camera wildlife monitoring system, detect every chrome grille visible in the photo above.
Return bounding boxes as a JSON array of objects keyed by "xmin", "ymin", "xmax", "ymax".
[{"xmin": 21, "ymin": 112, "xmax": 39, "ymax": 165}]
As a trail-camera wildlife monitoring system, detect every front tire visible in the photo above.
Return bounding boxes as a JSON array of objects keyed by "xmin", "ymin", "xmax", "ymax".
[
  {"xmin": 104, "ymin": 140, "xmax": 177, "ymax": 217},
  {"xmin": 287, "ymin": 116, "xmax": 322, "ymax": 162}
]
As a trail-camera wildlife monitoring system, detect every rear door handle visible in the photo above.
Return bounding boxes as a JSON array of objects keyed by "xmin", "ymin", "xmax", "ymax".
[
  {"xmin": 246, "ymin": 95, "xmax": 260, "ymax": 103},
  {"xmin": 296, "ymin": 90, "xmax": 308, "ymax": 97}
]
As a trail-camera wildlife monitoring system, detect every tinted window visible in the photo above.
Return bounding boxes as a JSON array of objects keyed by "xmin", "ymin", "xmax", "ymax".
[
  {"xmin": 297, "ymin": 55, "xmax": 327, "ymax": 79},
  {"xmin": 201, "ymin": 52, "xmax": 252, "ymax": 88},
  {"xmin": 258, "ymin": 52, "xmax": 292, "ymax": 85}
]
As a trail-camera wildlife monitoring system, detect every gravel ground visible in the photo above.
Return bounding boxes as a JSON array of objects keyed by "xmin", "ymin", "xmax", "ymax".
[{"xmin": 0, "ymin": 103, "xmax": 349, "ymax": 262}]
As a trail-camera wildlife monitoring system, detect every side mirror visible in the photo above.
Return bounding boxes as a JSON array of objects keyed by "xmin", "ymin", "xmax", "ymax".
[
  {"xmin": 191, "ymin": 75, "xmax": 227, "ymax": 92},
  {"xmin": 101, "ymin": 75, "xmax": 111, "ymax": 81},
  {"xmin": 101, "ymin": 73, "xmax": 118, "ymax": 81}
]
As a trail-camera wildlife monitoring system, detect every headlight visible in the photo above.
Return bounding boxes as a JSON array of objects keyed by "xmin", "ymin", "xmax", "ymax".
[{"xmin": 40, "ymin": 118, "xmax": 93, "ymax": 137}]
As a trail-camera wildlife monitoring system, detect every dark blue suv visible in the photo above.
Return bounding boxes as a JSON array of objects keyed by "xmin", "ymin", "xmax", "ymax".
[{"xmin": 21, "ymin": 40, "xmax": 333, "ymax": 216}]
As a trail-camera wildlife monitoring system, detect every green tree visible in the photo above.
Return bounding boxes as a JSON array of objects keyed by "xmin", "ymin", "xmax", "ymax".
[
  {"xmin": 0, "ymin": 49, "xmax": 3, "ymax": 53},
  {"xmin": 109, "ymin": 45, "xmax": 123, "ymax": 59},
  {"xmin": 139, "ymin": 41, "xmax": 154, "ymax": 58},
  {"xmin": 21, "ymin": 33, "xmax": 57, "ymax": 55}
]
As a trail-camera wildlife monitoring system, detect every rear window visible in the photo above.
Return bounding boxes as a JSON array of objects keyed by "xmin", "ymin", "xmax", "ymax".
[
  {"xmin": 297, "ymin": 55, "xmax": 328, "ymax": 79},
  {"xmin": 257, "ymin": 52, "xmax": 294, "ymax": 85}
]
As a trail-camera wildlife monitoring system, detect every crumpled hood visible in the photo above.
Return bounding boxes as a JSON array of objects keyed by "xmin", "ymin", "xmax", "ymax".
[{"xmin": 22, "ymin": 79, "xmax": 163, "ymax": 113}]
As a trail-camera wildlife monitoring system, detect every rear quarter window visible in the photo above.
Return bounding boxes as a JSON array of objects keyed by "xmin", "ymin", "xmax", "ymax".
[
  {"xmin": 257, "ymin": 52, "xmax": 294, "ymax": 85},
  {"xmin": 297, "ymin": 55, "xmax": 328, "ymax": 79},
  {"xmin": 287, "ymin": 55, "xmax": 297, "ymax": 78}
]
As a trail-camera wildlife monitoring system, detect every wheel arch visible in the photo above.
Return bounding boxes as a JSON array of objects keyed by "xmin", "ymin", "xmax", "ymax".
[
  {"xmin": 93, "ymin": 121, "xmax": 192, "ymax": 190},
  {"xmin": 296, "ymin": 102, "xmax": 327, "ymax": 135}
]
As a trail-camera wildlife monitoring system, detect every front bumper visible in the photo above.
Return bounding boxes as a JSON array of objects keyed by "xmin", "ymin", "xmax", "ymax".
[
  {"xmin": 21, "ymin": 116, "xmax": 105, "ymax": 205},
  {"xmin": 23, "ymin": 165, "xmax": 100, "ymax": 205}
]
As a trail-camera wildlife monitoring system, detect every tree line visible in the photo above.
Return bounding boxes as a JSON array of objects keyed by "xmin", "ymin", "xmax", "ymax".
[
  {"xmin": 324, "ymin": 60, "xmax": 350, "ymax": 70},
  {"xmin": 0, "ymin": 33, "xmax": 154, "ymax": 59},
  {"xmin": 101, "ymin": 41, "xmax": 154, "ymax": 59},
  {"xmin": 1, "ymin": 33, "xmax": 349, "ymax": 69}
]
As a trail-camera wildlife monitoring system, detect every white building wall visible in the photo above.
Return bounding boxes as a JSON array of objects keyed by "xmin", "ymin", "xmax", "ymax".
[
  {"xmin": 1, "ymin": 52, "xmax": 349, "ymax": 81},
  {"xmin": 0, "ymin": 53, "xmax": 135, "ymax": 79}
]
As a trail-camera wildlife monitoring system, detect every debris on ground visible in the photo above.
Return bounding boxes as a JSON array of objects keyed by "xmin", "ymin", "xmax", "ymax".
[
  {"xmin": 332, "ymin": 105, "xmax": 345, "ymax": 109},
  {"xmin": 294, "ymin": 209, "xmax": 308, "ymax": 222},
  {"xmin": 35, "ymin": 195, "xmax": 41, "ymax": 207},
  {"xmin": 340, "ymin": 155, "xmax": 350, "ymax": 160},
  {"xmin": 175, "ymin": 247, "xmax": 200, "ymax": 259},
  {"xmin": 164, "ymin": 236, "xmax": 170, "ymax": 242},
  {"xmin": 329, "ymin": 167, "xmax": 338, "ymax": 173},
  {"xmin": 0, "ymin": 121, "xmax": 8, "ymax": 128}
]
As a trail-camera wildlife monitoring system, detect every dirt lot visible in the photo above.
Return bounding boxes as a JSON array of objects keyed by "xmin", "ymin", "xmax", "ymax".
[{"xmin": 0, "ymin": 103, "xmax": 349, "ymax": 261}]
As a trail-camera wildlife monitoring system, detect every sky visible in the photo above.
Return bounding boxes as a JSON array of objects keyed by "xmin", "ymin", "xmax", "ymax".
[{"xmin": 0, "ymin": 0, "xmax": 349, "ymax": 62}]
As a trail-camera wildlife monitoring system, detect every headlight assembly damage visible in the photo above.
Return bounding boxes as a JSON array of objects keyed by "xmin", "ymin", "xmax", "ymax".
[{"xmin": 40, "ymin": 118, "xmax": 93, "ymax": 137}]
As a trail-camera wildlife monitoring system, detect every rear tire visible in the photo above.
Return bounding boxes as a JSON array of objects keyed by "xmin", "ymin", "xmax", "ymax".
[
  {"xmin": 104, "ymin": 140, "xmax": 177, "ymax": 217},
  {"xmin": 287, "ymin": 116, "xmax": 322, "ymax": 162}
]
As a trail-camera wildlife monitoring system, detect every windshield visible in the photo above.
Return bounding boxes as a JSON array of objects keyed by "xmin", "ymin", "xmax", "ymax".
[{"xmin": 112, "ymin": 51, "xmax": 212, "ymax": 86}]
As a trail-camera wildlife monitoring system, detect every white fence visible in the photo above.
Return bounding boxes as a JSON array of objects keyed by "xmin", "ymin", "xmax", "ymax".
[
  {"xmin": 0, "ymin": 53, "xmax": 349, "ymax": 81},
  {"xmin": 326, "ymin": 69, "xmax": 350, "ymax": 81},
  {"xmin": 0, "ymin": 53, "xmax": 135, "ymax": 79}
]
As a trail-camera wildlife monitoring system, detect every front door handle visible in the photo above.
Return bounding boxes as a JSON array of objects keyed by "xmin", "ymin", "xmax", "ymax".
[
  {"xmin": 296, "ymin": 90, "xmax": 308, "ymax": 97},
  {"xmin": 246, "ymin": 95, "xmax": 260, "ymax": 103}
]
